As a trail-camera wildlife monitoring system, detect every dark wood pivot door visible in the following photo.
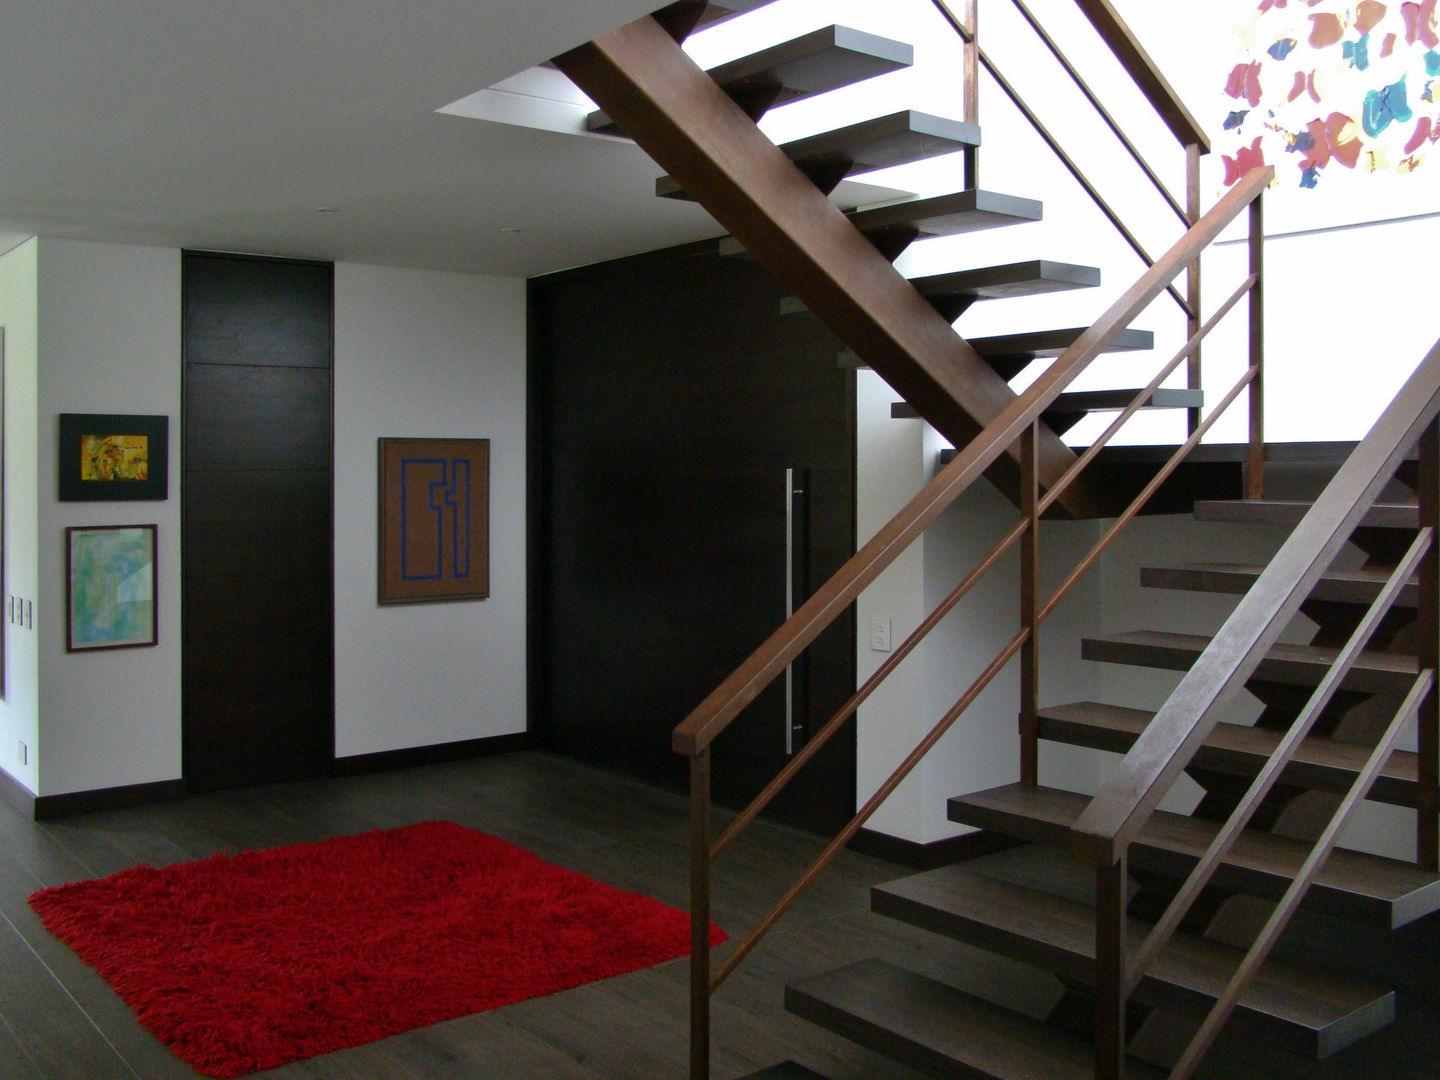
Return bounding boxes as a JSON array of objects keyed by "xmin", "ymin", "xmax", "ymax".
[
  {"xmin": 181, "ymin": 252, "xmax": 334, "ymax": 793},
  {"xmin": 531, "ymin": 240, "xmax": 857, "ymax": 835}
]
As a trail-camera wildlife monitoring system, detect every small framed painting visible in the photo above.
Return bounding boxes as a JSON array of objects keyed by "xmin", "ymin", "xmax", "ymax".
[
  {"xmin": 378, "ymin": 437, "xmax": 490, "ymax": 605},
  {"xmin": 58, "ymin": 413, "xmax": 169, "ymax": 501},
  {"xmin": 66, "ymin": 525, "xmax": 158, "ymax": 652}
]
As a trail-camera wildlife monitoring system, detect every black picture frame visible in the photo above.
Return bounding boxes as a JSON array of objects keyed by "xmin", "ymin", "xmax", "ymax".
[{"xmin": 58, "ymin": 413, "xmax": 169, "ymax": 501}]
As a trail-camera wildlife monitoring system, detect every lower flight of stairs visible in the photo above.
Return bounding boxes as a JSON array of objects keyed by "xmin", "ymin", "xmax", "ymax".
[{"xmin": 736, "ymin": 474, "xmax": 1440, "ymax": 1080}]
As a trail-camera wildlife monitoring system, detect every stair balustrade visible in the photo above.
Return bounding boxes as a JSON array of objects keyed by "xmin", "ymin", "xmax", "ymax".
[
  {"xmin": 672, "ymin": 163, "xmax": 1271, "ymax": 1080},
  {"xmin": 1071, "ymin": 336, "xmax": 1440, "ymax": 1078}
]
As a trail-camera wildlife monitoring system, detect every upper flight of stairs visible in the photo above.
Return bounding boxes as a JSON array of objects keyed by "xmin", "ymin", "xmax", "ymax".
[{"xmin": 557, "ymin": 4, "xmax": 1193, "ymax": 497}]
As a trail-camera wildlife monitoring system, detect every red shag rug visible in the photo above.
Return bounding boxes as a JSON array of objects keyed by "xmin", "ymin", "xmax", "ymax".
[{"xmin": 28, "ymin": 821, "xmax": 723, "ymax": 1078}]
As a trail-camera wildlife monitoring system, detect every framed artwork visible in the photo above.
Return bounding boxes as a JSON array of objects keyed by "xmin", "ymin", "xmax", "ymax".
[
  {"xmin": 378, "ymin": 437, "xmax": 490, "ymax": 605},
  {"xmin": 65, "ymin": 525, "xmax": 158, "ymax": 652},
  {"xmin": 58, "ymin": 413, "xmax": 169, "ymax": 501}
]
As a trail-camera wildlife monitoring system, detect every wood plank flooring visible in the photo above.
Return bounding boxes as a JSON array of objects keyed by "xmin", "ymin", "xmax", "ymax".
[{"xmin": 0, "ymin": 752, "xmax": 1436, "ymax": 1079}]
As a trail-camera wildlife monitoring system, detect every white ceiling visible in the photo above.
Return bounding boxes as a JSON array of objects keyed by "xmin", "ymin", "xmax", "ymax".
[{"xmin": 0, "ymin": 0, "xmax": 752, "ymax": 278}]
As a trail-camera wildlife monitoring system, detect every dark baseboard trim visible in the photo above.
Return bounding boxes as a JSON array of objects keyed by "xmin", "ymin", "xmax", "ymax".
[
  {"xmin": 332, "ymin": 731, "xmax": 532, "ymax": 778},
  {"xmin": 848, "ymin": 827, "xmax": 1021, "ymax": 870},
  {"xmin": 0, "ymin": 767, "xmax": 37, "ymax": 819},
  {"xmin": 33, "ymin": 778, "xmax": 187, "ymax": 821}
]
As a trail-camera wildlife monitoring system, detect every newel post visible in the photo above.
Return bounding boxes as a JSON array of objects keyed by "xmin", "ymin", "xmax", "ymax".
[
  {"xmin": 1247, "ymin": 190, "xmax": 1266, "ymax": 499},
  {"xmin": 1020, "ymin": 421, "xmax": 1040, "ymax": 785},
  {"xmin": 1095, "ymin": 853, "xmax": 1129, "ymax": 1080},
  {"xmin": 1419, "ymin": 419, "xmax": 1439, "ymax": 871},
  {"xmin": 690, "ymin": 749, "xmax": 712, "ymax": 1080}
]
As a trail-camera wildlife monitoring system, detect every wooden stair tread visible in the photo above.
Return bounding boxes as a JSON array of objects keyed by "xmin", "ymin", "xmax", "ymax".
[
  {"xmin": 722, "ymin": 189, "xmax": 1046, "ymax": 262},
  {"xmin": 732, "ymin": 1063, "xmax": 831, "ymax": 1080},
  {"xmin": 657, "ymin": 110, "xmax": 982, "ymax": 199},
  {"xmin": 848, "ymin": 188, "xmax": 1044, "ymax": 241},
  {"xmin": 949, "ymin": 783, "xmax": 1440, "ymax": 928},
  {"xmin": 691, "ymin": 0, "xmax": 777, "ymax": 30},
  {"xmin": 970, "ymin": 326, "xmax": 1154, "ymax": 362},
  {"xmin": 787, "ymin": 957, "xmax": 1165, "ymax": 1080},
  {"xmin": 872, "ymin": 865, "xmax": 1395, "ymax": 1058},
  {"xmin": 1141, "ymin": 562, "xmax": 1420, "ymax": 607},
  {"xmin": 1043, "ymin": 388, "xmax": 1202, "ymax": 435},
  {"xmin": 589, "ymin": 25, "xmax": 912, "ymax": 133},
  {"xmin": 1194, "ymin": 500, "xmax": 1419, "ymax": 529},
  {"xmin": 1082, "ymin": 629, "xmax": 1418, "ymax": 695},
  {"xmin": 910, "ymin": 259, "xmax": 1100, "ymax": 303},
  {"xmin": 1036, "ymin": 700, "xmax": 1419, "ymax": 807}
]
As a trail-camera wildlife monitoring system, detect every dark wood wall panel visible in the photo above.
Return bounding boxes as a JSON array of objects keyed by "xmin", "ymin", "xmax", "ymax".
[
  {"xmin": 182, "ymin": 252, "xmax": 334, "ymax": 794},
  {"xmin": 531, "ymin": 240, "xmax": 857, "ymax": 836}
]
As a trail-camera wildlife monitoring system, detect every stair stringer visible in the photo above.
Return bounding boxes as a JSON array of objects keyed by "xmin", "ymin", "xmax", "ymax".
[{"xmin": 554, "ymin": 13, "xmax": 1097, "ymax": 517}]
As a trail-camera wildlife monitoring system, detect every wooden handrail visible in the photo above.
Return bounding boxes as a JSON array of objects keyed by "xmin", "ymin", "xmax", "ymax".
[
  {"xmin": 1072, "ymin": 332, "xmax": 1440, "ymax": 866},
  {"xmin": 672, "ymin": 166, "xmax": 1273, "ymax": 758},
  {"xmin": 1070, "ymin": 0, "xmax": 1210, "ymax": 152}
]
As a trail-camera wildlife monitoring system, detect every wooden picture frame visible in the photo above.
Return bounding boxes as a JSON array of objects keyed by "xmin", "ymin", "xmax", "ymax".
[
  {"xmin": 65, "ymin": 524, "xmax": 158, "ymax": 652},
  {"xmin": 378, "ymin": 438, "xmax": 490, "ymax": 605},
  {"xmin": 58, "ymin": 413, "xmax": 169, "ymax": 501}
]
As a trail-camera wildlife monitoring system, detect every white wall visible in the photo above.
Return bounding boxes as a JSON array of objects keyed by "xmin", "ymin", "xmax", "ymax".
[
  {"xmin": 0, "ymin": 239, "xmax": 40, "ymax": 794},
  {"xmin": 332, "ymin": 263, "xmax": 527, "ymax": 759},
  {"xmin": 36, "ymin": 240, "xmax": 183, "ymax": 797},
  {"xmin": 0, "ymin": 242, "xmax": 528, "ymax": 801}
]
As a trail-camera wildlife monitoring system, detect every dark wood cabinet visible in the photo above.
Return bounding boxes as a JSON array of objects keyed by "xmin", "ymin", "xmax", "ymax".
[{"xmin": 181, "ymin": 252, "xmax": 334, "ymax": 793}]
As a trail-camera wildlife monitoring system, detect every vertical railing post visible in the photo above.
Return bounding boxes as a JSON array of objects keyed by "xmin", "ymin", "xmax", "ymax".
[
  {"xmin": 1185, "ymin": 142, "xmax": 1202, "ymax": 437},
  {"xmin": 1247, "ymin": 190, "xmax": 1266, "ymax": 499},
  {"xmin": 1419, "ymin": 419, "xmax": 1439, "ymax": 870},
  {"xmin": 962, "ymin": 0, "xmax": 980, "ymax": 189},
  {"xmin": 1020, "ymin": 421, "xmax": 1040, "ymax": 785},
  {"xmin": 1095, "ymin": 854, "xmax": 1129, "ymax": 1080},
  {"xmin": 690, "ymin": 749, "xmax": 712, "ymax": 1080}
]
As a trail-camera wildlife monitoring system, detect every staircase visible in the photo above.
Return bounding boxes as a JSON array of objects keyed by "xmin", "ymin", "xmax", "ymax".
[{"xmin": 548, "ymin": 1, "xmax": 1440, "ymax": 1078}]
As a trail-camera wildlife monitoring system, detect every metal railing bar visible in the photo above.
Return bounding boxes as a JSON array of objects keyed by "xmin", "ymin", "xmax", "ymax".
[
  {"xmin": 1071, "ymin": 334, "xmax": 1440, "ymax": 867},
  {"xmin": 929, "ymin": 0, "xmax": 976, "ymax": 42},
  {"xmin": 1168, "ymin": 667, "xmax": 1435, "ymax": 1080},
  {"xmin": 1038, "ymin": 273, "xmax": 1259, "ymax": 517},
  {"xmin": 1123, "ymin": 528, "xmax": 1433, "ymax": 997},
  {"xmin": 709, "ymin": 626, "xmax": 1031, "ymax": 992},
  {"xmin": 1008, "ymin": 0, "xmax": 1187, "ymax": 225},
  {"xmin": 1037, "ymin": 363, "xmax": 1258, "ymax": 626},
  {"xmin": 976, "ymin": 43, "xmax": 1194, "ymax": 319},
  {"xmin": 710, "ymin": 516, "xmax": 1031, "ymax": 861}
]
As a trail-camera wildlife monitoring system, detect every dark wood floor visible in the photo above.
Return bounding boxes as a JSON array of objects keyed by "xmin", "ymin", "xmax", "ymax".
[{"xmin": 0, "ymin": 752, "xmax": 1436, "ymax": 1079}]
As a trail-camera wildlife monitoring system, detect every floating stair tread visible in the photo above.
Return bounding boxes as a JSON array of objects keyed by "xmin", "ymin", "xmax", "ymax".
[
  {"xmin": 948, "ymin": 783, "xmax": 1440, "ymax": 928},
  {"xmin": 1082, "ymin": 630, "xmax": 1418, "ymax": 695},
  {"xmin": 1047, "ymin": 387, "xmax": 1203, "ymax": 416},
  {"xmin": 658, "ymin": 110, "xmax": 981, "ymax": 199},
  {"xmin": 691, "ymin": 0, "xmax": 778, "ymax": 30},
  {"xmin": 970, "ymin": 326, "xmax": 1154, "ymax": 361},
  {"xmin": 1036, "ymin": 701, "xmax": 1419, "ymax": 807},
  {"xmin": 847, "ymin": 189, "xmax": 1044, "ymax": 240},
  {"xmin": 872, "ymin": 866, "xmax": 1395, "ymax": 1058},
  {"xmin": 1194, "ymin": 500, "xmax": 1419, "ymax": 530},
  {"xmin": 786, "ymin": 957, "xmax": 1165, "ymax": 1080},
  {"xmin": 1141, "ymin": 562, "xmax": 1420, "ymax": 607},
  {"xmin": 909, "ymin": 260, "xmax": 1100, "ymax": 303},
  {"xmin": 589, "ymin": 26, "xmax": 912, "ymax": 134},
  {"xmin": 732, "ymin": 1064, "xmax": 831, "ymax": 1080}
]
